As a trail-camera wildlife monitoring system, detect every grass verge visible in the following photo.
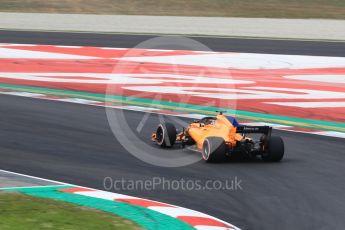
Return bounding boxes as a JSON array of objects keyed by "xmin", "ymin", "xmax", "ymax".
[
  {"xmin": 0, "ymin": 191, "xmax": 142, "ymax": 230},
  {"xmin": 0, "ymin": 0, "xmax": 344, "ymax": 19}
]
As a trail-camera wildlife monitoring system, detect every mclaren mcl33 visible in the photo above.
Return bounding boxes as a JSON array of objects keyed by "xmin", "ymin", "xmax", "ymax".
[{"xmin": 152, "ymin": 112, "xmax": 284, "ymax": 163}]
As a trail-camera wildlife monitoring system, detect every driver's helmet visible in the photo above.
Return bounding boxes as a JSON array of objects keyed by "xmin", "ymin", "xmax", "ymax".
[
  {"xmin": 209, "ymin": 119, "xmax": 216, "ymax": 125},
  {"xmin": 204, "ymin": 118, "xmax": 216, "ymax": 125}
]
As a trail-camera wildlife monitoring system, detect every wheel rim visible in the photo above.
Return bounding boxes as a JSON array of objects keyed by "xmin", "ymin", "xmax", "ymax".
[
  {"xmin": 203, "ymin": 140, "xmax": 210, "ymax": 160},
  {"xmin": 156, "ymin": 126, "xmax": 164, "ymax": 145}
]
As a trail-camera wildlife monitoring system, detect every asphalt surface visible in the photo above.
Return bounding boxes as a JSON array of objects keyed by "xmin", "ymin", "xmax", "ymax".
[
  {"xmin": 0, "ymin": 30, "xmax": 345, "ymax": 56},
  {"xmin": 0, "ymin": 170, "xmax": 61, "ymax": 188},
  {"xmin": 0, "ymin": 31, "xmax": 345, "ymax": 229}
]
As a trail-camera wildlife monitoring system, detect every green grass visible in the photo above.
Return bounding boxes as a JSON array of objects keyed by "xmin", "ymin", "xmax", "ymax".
[
  {"xmin": 0, "ymin": 192, "xmax": 142, "ymax": 230},
  {"xmin": 0, "ymin": 0, "xmax": 344, "ymax": 19}
]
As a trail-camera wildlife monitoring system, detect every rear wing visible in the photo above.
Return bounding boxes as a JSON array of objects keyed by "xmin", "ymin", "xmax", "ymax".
[{"xmin": 236, "ymin": 125, "xmax": 272, "ymax": 136}]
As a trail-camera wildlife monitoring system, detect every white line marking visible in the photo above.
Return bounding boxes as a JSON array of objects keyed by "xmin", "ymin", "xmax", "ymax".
[
  {"xmin": 195, "ymin": 226, "xmax": 234, "ymax": 230},
  {"xmin": 3, "ymin": 92, "xmax": 45, "ymax": 97},
  {"xmin": 74, "ymin": 191, "xmax": 135, "ymax": 200},
  {"xmin": 100, "ymin": 47, "xmax": 127, "ymax": 50},
  {"xmin": 56, "ymin": 98, "xmax": 100, "ymax": 104},
  {"xmin": 119, "ymin": 52, "xmax": 345, "ymax": 69},
  {"xmin": 55, "ymin": 46, "xmax": 82, "ymax": 48},
  {"xmin": 0, "ymin": 48, "xmax": 96, "ymax": 59},
  {"xmin": 0, "ymin": 185, "xmax": 67, "ymax": 190},
  {"xmin": 312, "ymin": 131, "xmax": 345, "ymax": 138},
  {"xmin": 266, "ymin": 101, "xmax": 345, "ymax": 108},
  {"xmin": 149, "ymin": 206, "xmax": 211, "ymax": 218},
  {"xmin": 284, "ymin": 75, "xmax": 345, "ymax": 84},
  {"xmin": 276, "ymin": 128, "xmax": 345, "ymax": 139},
  {"xmin": 122, "ymin": 106, "xmax": 160, "ymax": 111},
  {"xmin": 0, "ymin": 43, "xmax": 36, "ymax": 47}
]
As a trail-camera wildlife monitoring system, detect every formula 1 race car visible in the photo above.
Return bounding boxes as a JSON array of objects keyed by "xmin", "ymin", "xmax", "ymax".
[{"xmin": 152, "ymin": 112, "xmax": 284, "ymax": 163}]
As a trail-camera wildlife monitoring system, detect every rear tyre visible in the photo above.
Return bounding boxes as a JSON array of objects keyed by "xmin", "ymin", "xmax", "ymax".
[
  {"xmin": 202, "ymin": 137, "xmax": 226, "ymax": 163},
  {"xmin": 262, "ymin": 136, "xmax": 284, "ymax": 162},
  {"xmin": 155, "ymin": 123, "xmax": 177, "ymax": 148}
]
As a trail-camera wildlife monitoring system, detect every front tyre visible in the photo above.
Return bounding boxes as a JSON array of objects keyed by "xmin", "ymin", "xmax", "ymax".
[
  {"xmin": 155, "ymin": 123, "xmax": 177, "ymax": 148},
  {"xmin": 262, "ymin": 136, "xmax": 284, "ymax": 162},
  {"xmin": 202, "ymin": 137, "xmax": 226, "ymax": 163}
]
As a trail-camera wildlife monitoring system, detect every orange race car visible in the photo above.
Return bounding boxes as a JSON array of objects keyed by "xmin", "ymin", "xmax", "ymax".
[{"xmin": 152, "ymin": 112, "xmax": 284, "ymax": 163}]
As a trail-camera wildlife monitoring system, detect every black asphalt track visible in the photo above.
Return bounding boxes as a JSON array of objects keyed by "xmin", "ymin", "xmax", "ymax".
[
  {"xmin": 0, "ymin": 30, "xmax": 344, "ymax": 56},
  {"xmin": 0, "ymin": 31, "xmax": 344, "ymax": 229}
]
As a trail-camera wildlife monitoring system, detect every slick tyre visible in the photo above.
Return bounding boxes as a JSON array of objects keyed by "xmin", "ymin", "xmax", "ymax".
[
  {"xmin": 202, "ymin": 137, "xmax": 226, "ymax": 163},
  {"xmin": 155, "ymin": 123, "xmax": 177, "ymax": 148},
  {"xmin": 262, "ymin": 136, "xmax": 285, "ymax": 162}
]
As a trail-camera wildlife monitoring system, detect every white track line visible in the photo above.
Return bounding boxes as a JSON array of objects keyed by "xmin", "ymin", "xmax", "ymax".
[{"xmin": 0, "ymin": 185, "xmax": 67, "ymax": 190}]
